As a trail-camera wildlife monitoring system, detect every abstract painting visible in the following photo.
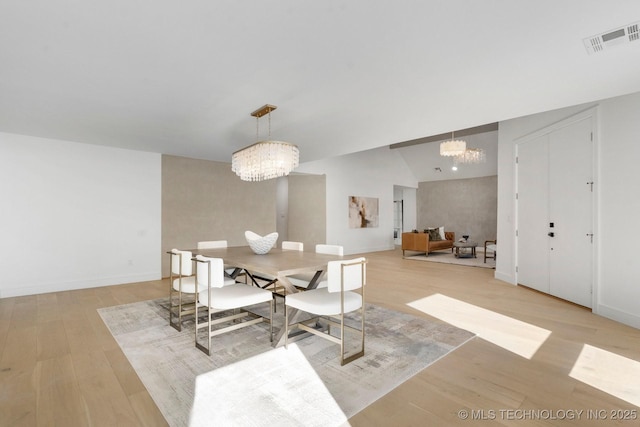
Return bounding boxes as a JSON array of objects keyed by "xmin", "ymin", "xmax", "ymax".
[{"xmin": 349, "ymin": 196, "xmax": 379, "ymax": 228}]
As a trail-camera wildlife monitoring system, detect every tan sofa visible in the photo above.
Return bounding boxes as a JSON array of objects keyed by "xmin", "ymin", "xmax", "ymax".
[{"xmin": 401, "ymin": 231, "xmax": 455, "ymax": 257}]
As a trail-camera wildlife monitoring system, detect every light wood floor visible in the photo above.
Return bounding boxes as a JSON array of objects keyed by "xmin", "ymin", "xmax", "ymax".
[{"xmin": 2, "ymin": 248, "xmax": 639, "ymax": 426}]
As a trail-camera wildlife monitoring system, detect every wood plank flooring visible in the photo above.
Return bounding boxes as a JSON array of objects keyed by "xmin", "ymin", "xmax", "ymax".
[{"xmin": 1, "ymin": 248, "xmax": 639, "ymax": 426}]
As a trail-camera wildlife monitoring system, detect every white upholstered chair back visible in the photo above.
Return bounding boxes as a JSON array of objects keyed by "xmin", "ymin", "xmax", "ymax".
[
  {"xmin": 197, "ymin": 240, "xmax": 228, "ymax": 249},
  {"xmin": 171, "ymin": 249, "xmax": 193, "ymax": 276},
  {"xmin": 282, "ymin": 241, "xmax": 304, "ymax": 251},
  {"xmin": 326, "ymin": 257, "xmax": 366, "ymax": 293},
  {"xmin": 195, "ymin": 255, "xmax": 226, "ymax": 289},
  {"xmin": 315, "ymin": 244, "xmax": 344, "ymax": 256}
]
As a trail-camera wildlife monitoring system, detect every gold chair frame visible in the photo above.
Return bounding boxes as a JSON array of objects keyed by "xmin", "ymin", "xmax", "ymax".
[
  {"xmin": 194, "ymin": 257, "xmax": 273, "ymax": 356},
  {"xmin": 285, "ymin": 259, "xmax": 366, "ymax": 366},
  {"xmin": 168, "ymin": 250, "xmax": 198, "ymax": 331}
]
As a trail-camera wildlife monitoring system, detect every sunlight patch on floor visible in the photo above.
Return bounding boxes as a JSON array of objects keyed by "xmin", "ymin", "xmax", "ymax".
[
  {"xmin": 569, "ymin": 344, "xmax": 640, "ymax": 407},
  {"xmin": 189, "ymin": 344, "xmax": 349, "ymax": 426},
  {"xmin": 408, "ymin": 293, "xmax": 550, "ymax": 359}
]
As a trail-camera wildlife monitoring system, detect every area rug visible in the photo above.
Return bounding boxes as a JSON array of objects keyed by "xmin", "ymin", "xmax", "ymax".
[
  {"xmin": 98, "ymin": 299, "xmax": 474, "ymax": 427},
  {"xmin": 406, "ymin": 250, "xmax": 495, "ymax": 269}
]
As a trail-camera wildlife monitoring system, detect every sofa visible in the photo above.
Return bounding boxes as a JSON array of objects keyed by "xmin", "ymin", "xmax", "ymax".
[{"xmin": 401, "ymin": 231, "xmax": 455, "ymax": 257}]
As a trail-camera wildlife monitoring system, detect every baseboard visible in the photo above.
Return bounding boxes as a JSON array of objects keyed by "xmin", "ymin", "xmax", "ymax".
[
  {"xmin": 596, "ymin": 303, "xmax": 640, "ymax": 329},
  {"xmin": 0, "ymin": 272, "xmax": 161, "ymax": 298},
  {"xmin": 494, "ymin": 270, "xmax": 516, "ymax": 285}
]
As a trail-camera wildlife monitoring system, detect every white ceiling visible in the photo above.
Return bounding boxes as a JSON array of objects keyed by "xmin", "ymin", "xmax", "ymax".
[
  {"xmin": 2, "ymin": 1, "xmax": 640, "ymax": 164},
  {"xmin": 395, "ymin": 130, "xmax": 499, "ymax": 182}
]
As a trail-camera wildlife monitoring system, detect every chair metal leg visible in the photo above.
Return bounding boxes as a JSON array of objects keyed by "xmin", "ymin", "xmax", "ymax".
[
  {"xmin": 170, "ymin": 290, "xmax": 198, "ymax": 332},
  {"xmin": 284, "ymin": 302, "xmax": 289, "ymax": 349},
  {"xmin": 270, "ymin": 300, "xmax": 273, "ymax": 342},
  {"xmin": 195, "ymin": 302, "xmax": 212, "ymax": 356},
  {"xmin": 169, "ymin": 278, "xmax": 184, "ymax": 332},
  {"xmin": 340, "ymin": 305, "xmax": 365, "ymax": 366}
]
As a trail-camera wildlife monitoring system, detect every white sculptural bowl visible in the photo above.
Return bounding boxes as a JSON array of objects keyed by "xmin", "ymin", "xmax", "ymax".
[{"xmin": 245, "ymin": 231, "xmax": 279, "ymax": 255}]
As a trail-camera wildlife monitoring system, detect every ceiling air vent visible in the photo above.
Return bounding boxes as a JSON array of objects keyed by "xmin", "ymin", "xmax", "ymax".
[{"xmin": 584, "ymin": 21, "xmax": 640, "ymax": 54}]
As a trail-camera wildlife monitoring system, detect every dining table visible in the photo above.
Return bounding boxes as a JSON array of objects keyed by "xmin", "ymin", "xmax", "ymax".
[{"xmin": 190, "ymin": 245, "xmax": 344, "ymax": 347}]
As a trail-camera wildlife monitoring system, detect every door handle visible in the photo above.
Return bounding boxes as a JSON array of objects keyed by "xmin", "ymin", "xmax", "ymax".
[{"xmin": 548, "ymin": 232, "xmax": 555, "ymax": 237}]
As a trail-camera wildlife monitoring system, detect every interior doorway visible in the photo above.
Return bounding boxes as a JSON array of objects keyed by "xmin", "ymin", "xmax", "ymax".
[
  {"xmin": 393, "ymin": 186, "xmax": 417, "ymax": 246},
  {"xmin": 393, "ymin": 200, "xmax": 403, "ymax": 245}
]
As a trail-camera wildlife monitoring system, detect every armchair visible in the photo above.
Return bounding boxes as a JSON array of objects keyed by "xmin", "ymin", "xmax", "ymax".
[{"xmin": 484, "ymin": 240, "xmax": 497, "ymax": 263}]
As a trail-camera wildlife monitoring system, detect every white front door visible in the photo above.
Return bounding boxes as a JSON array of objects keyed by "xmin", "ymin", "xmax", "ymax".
[
  {"xmin": 516, "ymin": 115, "xmax": 594, "ymax": 308},
  {"xmin": 548, "ymin": 118, "xmax": 593, "ymax": 307}
]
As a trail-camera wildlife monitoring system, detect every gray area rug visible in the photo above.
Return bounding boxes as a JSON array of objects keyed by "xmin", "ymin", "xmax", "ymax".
[
  {"xmin": 406, "ymin": 250, "xmax": 496, "ymax": 269},
  {"xmin": 98, "ymin": 298, "xmax": 474, "ymax": 427}
]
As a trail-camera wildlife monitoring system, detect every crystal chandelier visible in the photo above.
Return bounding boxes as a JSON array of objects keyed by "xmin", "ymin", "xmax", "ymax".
[
  {"xmin": 454, "ymin": 147, "xmax": 486, "ymax": 165},
  {"xmin": 440, "ymin": 131, "xmax": 466, "ymax": 156},
  {"xmin": 232, "ymin": 104, "xmax": 299, "ymax": 182}
]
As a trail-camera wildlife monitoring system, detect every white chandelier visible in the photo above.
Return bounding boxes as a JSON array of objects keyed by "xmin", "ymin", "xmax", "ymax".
[
  {"xmin": 440, "ymin": 131, "xmax": 466, "ymax": 156},
  {"xmin": 454, "ymin": 147, "xmax": 486, "ymax": 165},
  {"xmin": 231, "ymin": 104, "xmax": 299, "ymax": 182}
]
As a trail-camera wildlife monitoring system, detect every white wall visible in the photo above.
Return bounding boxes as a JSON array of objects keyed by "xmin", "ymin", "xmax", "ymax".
[
  {"xmin": 597, "ymin": 93, "xmax": 640, "ymax": 328},
  {"xmin": 276, "ymin": 176, "xmax": 289, "ymax": 241},
  {"xmin": 297, "ymin": 146, "xmax": 418, "ymax": 255},
  {"xmin": 418, "ymin": 176, "xmax": 497, "ymax": 245},
  {"xmin": 0, "ymin": 132, "xmax": 161, "ymax": 298},
  {"xmin": 497, "ymin": 91, "xmax": 640, "ymax": 329}
]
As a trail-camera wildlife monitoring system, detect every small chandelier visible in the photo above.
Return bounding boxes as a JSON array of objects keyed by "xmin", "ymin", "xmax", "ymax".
[
  {"xmin": 231, "ymin": 104, "xmax": 299, "ymax": 182},
  {"xmin": 440, "ymin": 131, "xmax": 466, "ymax": 157},
  {"xmin": 454, "ymin": 147, "xmax": 486, "ymax": 165}
]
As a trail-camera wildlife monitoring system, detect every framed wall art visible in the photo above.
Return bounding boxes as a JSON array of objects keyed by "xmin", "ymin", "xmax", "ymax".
[{"xmin": 349, "ymin": 196, "xmax": 379, "ymax": 228}]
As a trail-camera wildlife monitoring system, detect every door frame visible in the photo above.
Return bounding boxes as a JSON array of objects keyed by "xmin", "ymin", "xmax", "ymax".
[{"xmin": 514, "ymin": 106, "xmax": 599, "ymax": 311}]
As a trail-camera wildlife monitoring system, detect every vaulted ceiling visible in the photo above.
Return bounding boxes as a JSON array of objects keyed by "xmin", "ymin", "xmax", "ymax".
[{"xmin": 2, "ymin": 1, "xmax": 640, "ymax": 164}]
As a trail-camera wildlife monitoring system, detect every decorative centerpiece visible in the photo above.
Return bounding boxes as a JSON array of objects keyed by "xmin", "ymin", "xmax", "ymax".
[{"xmin": 245, "ymin": 231, "xmax": 279, "ymax": 254}]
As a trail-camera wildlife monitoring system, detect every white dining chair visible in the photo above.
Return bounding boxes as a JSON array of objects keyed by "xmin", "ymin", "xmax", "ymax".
[
  {"xmin": 281, "ymin": 241, "xmax": 304, "ymax": 251},
  {"xmin": 315, "ymin": 244, "xmax": 344, "ymax": 256},
  {"xmin": 285, "ymin": 257, "xmax": 366, "ymax": 365},
  {"xmin": 168, "ymin": 248, "xmax": 234, "ymax": 331},
  {"xmin": 197, "ymin": 240, "xmax": 228, "ymax": 250},
  {"xmin": 194, "ymin": 255, "xmax": 273, "ymax": 356}
]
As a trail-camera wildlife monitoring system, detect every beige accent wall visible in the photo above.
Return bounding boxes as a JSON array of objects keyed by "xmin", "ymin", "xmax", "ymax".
[
  {"xmin": 161, "ymin": 155, "xmax": 277, "ymax": 276},
  {"xmin": 287, "ymin": 174, "xmax": 327, "ymax": 251},
  {"xmin": 417, "ymin": 175, "xmax": 497, "ymax": 246}
]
